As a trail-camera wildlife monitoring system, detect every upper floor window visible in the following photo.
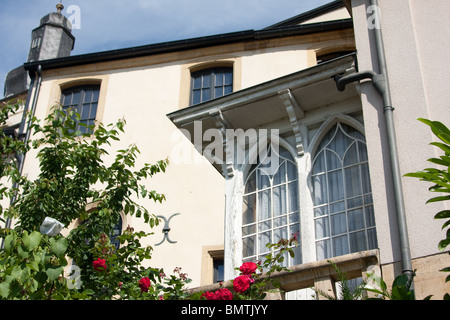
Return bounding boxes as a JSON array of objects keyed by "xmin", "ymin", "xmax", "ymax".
[
  {"xmin": 61, "ymin": 84, "xmax": 100, "ymax": 135},
  {"xmin": 311, "ymin": 123, "xmax": 377, "ymax": 260},
  {"xmin": 190, "ymin": 67, "xmax": 233, "ymax": 106},
  {"xmin": 242, "ymin": 146, "xmax": 301, "ymax": 268}
]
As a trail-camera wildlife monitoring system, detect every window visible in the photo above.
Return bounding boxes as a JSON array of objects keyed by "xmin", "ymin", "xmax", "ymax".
[
  {"xmin": 311, "ymin": 123, "xmax": 377, "ymax": 260},
  {"xmin": 213, "ymin": 258, "xmax": 224, "ymax": 283},
  {"xmin": 190, "ymin": 67, "xmax": 232, "ymax": 106},
  {"xmin": 60, "ymin": 85, "xmax": 100, "ymax": 134},
  {"xmin": 242, "ymin": 146, "xmax": 301, "ymax": 267}
]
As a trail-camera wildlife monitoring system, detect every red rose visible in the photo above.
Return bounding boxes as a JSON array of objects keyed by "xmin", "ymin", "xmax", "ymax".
[
  {"xmin": 239, "ymin": 262, "xmax": 258, "ymax": 275},
  {"xmin": 93, "ymin": 258, "xmax": 107, "ymax": 271},
  {"xmin": 213, "ymin": 288, "xmax": 233, "ymax": 300},
  {"xmin": 233, "ymin": 275, "xmax": 251, "ymax": 293},
  {"xmin": 201, "ymin": 291, "xmax": 216, "ymax": 300},
  {"xmin": 138, "ymin": 277, "xmax": 151, "ymax": 293}
]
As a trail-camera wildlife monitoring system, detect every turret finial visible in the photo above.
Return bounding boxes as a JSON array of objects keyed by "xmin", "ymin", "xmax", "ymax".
[{"xmin": 56, "ymin": 2, "xmax": 64, "ymax": 14}]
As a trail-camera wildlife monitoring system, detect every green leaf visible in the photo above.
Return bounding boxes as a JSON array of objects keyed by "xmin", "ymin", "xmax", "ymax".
[
  {"xmin": 438, "ymin": 237, "xmax": 450, "ymax": 251},
  {"xmin": 46, "ymin": 266, "xmax": 64, "ymax": 281},
  {"xmin": 0, "ymin": 281, "xmax": 10, "ymax": 298},
  {"xmin": 22, "ymin": 231, "xmax": 41, "ymax": 252},
  {"xmin": 3, "ymin": 233, "xmax": 15, "ymax": 253},
  {"xmin": 435, "ymin": 210, "xmax": 450, "ymax": 220},
  {"xmin": 50, "ymin": 237, "xmax": 68, "ymax": 257}
]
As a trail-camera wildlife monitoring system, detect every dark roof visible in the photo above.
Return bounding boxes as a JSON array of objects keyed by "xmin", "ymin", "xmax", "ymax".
[
  {"xmin": 23, "ymin": 18, "xmax": 353, "ymax": 73},
  {"xmin": 265, "ymin": 0, "xmax": 345, "ymax": 29}
]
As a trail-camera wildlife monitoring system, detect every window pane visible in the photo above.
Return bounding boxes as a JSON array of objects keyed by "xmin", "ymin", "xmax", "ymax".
[
  {"xmin": 333, "ymin": 235, "xmax": 349, "ymax": 256},
  {"xmin": 273, "ymin": 185, "xmax": 286, "ymax": 216},
  {"xmin": 316, "ymin": 239, "xmax": 330, "ymax": 260},
  {"xmin": 312, "ymin": 174, "xmax": 327, "ymax": 206},
  {"xmin": 259, "ymin": 231, "xmax": 271, "ymax": 254},
  {"xmin": 245, "ymin": 170, "xmax": 256, "ymax": 193},
  {"xmin": 243, "ymin": 236, "xmax": 255, "ymax": 258},
  {"xmin": 345, "ymin": 166, "xmax": 362, "ymax": 198},
  {"xmin": 258, "ymin": 220, "xmax": 271, "ymax": 232},
  {"xmin": 242, "ymin": 224, "xmax": 255, "ymax": 236},
  {"xmin": 343, "ymin": 142, "xmax": 358, "ymax": 166},
  {"xmin": 243, "ymin": 194, "xmax": 256, "ymax": 225},
  {"xmin": 192, "ymin": 90, "xmax": 201, "ymax": 105},
  {"xmin": 288, "ymin": 182, "xmax": 298, "ymax": 212},
  {"xmin": 348, "ymin": 208, "xmax": 364, "ymax": 231},
  {"xmin": 258, "ymin": 190, "xmax": 271, "ymax": 221},
  {"xmin": 349, "ymin": 231, "xmax": 367, "ymax": 253},
  {"xmin": 328, "ymin": 170, "xmax": 344, "ymax": 202},
  {"xmin": 274, "ymin": 216, "xmax": 287, "ymax": 228},
  {"xmin": 361, "ymin": 163, "xmax": 372, "ymax": 194},
  {"xmin": 215, "ymin": 87, "xmax": 223, "ymax": 98},
  {"xmin": 215, "ymin": 72, "xmax": 223, "ymax": 86},
  {"xmin": 326, "ymin": 150, "xmax": 341, "ymax": 170},
  {"xmin": 202, "ymin": 74, "xmax": 211, "ymax": 88},
  {"xmin": 313, "ymin": 151, "xmax": 325, "ymax": 174},
  {"xmin": 287, "ymin": 162, "xmax": 297, "ymax": 181},
  {"xmin": 315, "ymin": 217, "xmax": 329, "ymax": 239},
  {"xmin": 273, "ymin": 162, "xmax": 286, "ymax": 185},
  {"xmin": 331, "ymin": 213, "xmax": 347, "ymax": 236},
  {"xmin": 193, "ymin": 76, "xmax": 201, "ymax": 89},
  {"xmin": 274, "ymin": 227, "xmax": 287, "ymax": 243},
  {"xmin": 224, "ymin": 72, "xmax": 233, "ymax": 85},
  {"xmin": 202, "ymin": 88, "xmax": 210, "ymax": 101}
]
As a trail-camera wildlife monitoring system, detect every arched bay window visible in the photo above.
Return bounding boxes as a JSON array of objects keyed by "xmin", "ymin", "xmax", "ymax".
[
  {"xmin": 242, "ymin": 146, "xmax": 301, "ymax": 267},
  {"xmin": 311, "ymin": 122, "xmax": 377, "ymax": 260}
]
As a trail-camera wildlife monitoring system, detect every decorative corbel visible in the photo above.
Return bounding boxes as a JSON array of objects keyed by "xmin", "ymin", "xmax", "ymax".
[
  {"xmin": 278, "ymin": 89, "xmax": 305, "ymax": 156},
  {"xmin": 210, "ymin": 109, "xmax": 235, "ymax": 178}
]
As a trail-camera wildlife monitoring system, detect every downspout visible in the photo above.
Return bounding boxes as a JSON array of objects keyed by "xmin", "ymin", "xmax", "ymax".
[
  {"xmin": 1, "ymin": 65, "xmax": 42, "ymax": 241},
  {"xmin": 335, "ymin": 0, "xmax": 414, "ymax": 286}
]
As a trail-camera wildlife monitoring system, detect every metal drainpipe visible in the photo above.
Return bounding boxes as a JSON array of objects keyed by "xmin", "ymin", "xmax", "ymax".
[
  {"xmin": 1, "ymin": 65, "xmax": 42, "ymax": 247},
  {"xmin": 335, "ymin": 0, "xmax": 414, "ymax": 287}
]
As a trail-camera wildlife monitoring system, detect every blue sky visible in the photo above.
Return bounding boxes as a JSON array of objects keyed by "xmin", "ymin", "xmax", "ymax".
[{"xmin": 0, "ymin": 0, "xmax": 333, "ymax": 94}]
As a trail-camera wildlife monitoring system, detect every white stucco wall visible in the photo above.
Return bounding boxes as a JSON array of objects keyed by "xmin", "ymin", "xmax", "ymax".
[{"xmin": 351, "ymin": 0, "xmax": 449, "ymax": 265}]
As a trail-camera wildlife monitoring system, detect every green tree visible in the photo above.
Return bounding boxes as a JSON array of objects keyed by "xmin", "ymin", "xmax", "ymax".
[
  {"xmin": 0, "ymin": 103, "xmax": 173, "ymax": 299},
  {"xmin": 404, "ymin": 118, "xmax": 450, "ymax": 299}
]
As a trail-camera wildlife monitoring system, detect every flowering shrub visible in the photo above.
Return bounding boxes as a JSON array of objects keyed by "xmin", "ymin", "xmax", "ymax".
[{"xmin": 198, "ymin": 233, "xmax": 299, "ymax": 300}]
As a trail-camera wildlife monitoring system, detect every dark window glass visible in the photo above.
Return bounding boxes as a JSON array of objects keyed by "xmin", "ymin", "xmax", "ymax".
[
  {"xmin": 61, "ymin": 85, "xmax": 100, "ymax": 134},
  {"xmin": 190, "ymin": 67, "xmax": 233, "ymax": 106}
]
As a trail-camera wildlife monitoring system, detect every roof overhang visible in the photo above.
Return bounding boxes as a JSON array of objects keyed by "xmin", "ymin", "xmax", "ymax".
[{"xmin": 167, "ymin": 54, "xmax": 361, "ymax": 177}]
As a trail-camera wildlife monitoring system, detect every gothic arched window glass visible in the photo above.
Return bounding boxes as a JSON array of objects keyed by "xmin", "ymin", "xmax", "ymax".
[
  {"xmin": 311, "ymin": 123, "xmax": 377, "ymax": 260},
  {"xmin": 242, "ymin": 146, "xmax": 301, "ymax": 267}
]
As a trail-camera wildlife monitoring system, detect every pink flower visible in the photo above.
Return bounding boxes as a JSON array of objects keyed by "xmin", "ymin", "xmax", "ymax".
[
  {"xmin": 233, "ymin": 275, "xmax": 251, "ymax": 293},
  {"xmin": 138, "ymin": 277, "xmax": 151, "ymax": 293},
  {"xmin": 93, "ymin": 258, "xmax": 107, "ymax": 271},
  {"xmin": 239, "ymin": 262, "xmax": 258, "ymax": 275}
]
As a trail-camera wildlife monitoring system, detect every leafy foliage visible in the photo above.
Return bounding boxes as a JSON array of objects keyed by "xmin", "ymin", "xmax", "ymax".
[
  {"xmin": 404, "ymin": 118, "xmax": 450, "ymax": 299},
  {"xmin": 0, "ymin": 102, "xmax": 172, "ymax": 299}
]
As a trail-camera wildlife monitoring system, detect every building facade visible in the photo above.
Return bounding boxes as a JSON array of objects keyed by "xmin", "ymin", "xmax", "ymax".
[{"xmin": 1, "ymin": 0, "xmax": 449, "ymax": 299}]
